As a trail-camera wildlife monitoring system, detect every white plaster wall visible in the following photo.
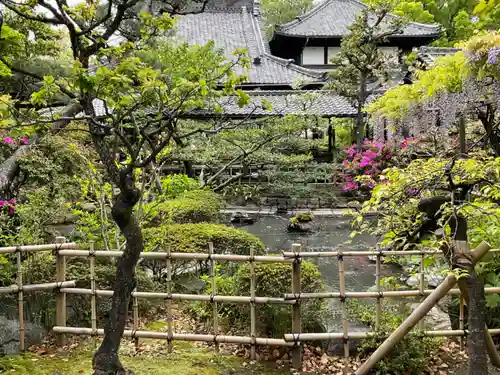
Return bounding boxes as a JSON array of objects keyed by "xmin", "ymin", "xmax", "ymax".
[{"xmin": 302, "ymin": 47, "xmax": 324, "ymax": 65}]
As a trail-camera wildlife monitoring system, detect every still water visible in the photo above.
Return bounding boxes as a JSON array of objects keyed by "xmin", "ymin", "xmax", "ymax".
[{"xmin": 229, "ymin": 213, "xmax": 396, "ymax": 333}]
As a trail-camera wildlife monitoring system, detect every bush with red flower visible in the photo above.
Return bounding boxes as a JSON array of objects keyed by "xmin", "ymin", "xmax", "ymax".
[
  {"xmin": 340, "ymin": 138, "xmax": 417, "ymax": 195},
  {"xmin": 0, "ymin": 199, "xmax": 16, "ymax": 216}
]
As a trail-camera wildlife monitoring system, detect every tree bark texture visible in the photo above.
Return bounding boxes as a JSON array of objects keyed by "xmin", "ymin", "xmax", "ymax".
[
  {"xmin": 450, "ymin": 215, "xmax": 489, "ymax": 375},
  {"xmin": 466, "ymin": 268, "xmax": 489, "ymax": 375},
  {"xmin": 92, "ymin": 184, "xmax": 142, "ymax": 375}
]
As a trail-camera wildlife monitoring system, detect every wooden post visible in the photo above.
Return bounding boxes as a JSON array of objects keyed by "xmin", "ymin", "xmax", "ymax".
[
  {"xmin": 339, "ymin": 249, "xmax": 349, "ymax": 359},
  {"xmin": 250, "ymin": 244, "xmax": 256, "ymax": 360},
  {"xmin": 418, "ymin": 253, "xmax": 425, "ymax": 330},
  {"xmin": 454, "ymin": 241, "xmax": 500, "ymax": 366},
  {"xmin": 459, "ymin": 295, "xmax": 465, "ymax": 351},
  {"xmin": 55, "ymin": 236, "xmax": 67, "ymax": 347},
  {"xmin": 209, "ymin": 243, "xmax": 219, "ymax": 353},
  {"xmin": 166, "ymin": 245, "xmax": 173, "ymax": 353},
  {"xmin": 375, "ymin": 254, "xmax": 381, "ymax": 330},
  {"xmin": 90, "ymin": 242, "xmax": 97, "ymax": 342},
  {"xmin": 355, "ymin": 241, "xmax": 491, "ymax": 375},
  {"xmin": 17, "ymin": 249, "xmax": 24, "ymax": 352},
  {"xmin": 327, "ymin": 120, "xmax": 335, "ymax": 162},
  {"xmin": 291, "ymin": 243, "xmax": 302, "ymax": 370}
]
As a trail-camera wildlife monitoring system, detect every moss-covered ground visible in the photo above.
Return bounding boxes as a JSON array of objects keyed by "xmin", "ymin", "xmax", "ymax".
[{"xmin": 0, "ymin": 343, "xmax": 288, "ymax": 375}]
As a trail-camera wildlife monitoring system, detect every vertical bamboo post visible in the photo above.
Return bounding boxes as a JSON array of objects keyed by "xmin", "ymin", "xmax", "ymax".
[
  {"xmin": 166, "ymin": 245, "xmax": 173, "ymax": 353},
  {"xmin": 375, "ymin": 253, "xmax": 381, "ymax": 330},
  {"xmin": 291, "ymin": 243, "xmax": 302, "ymax": 370},
  {"xmin": 339, "ymin": 249, "xmax": 349, "ymax": 359},
  {"xmin": 89, "ymin": 242, "xmax": 97, "ymax": 343},
  {"xmin": 209, "ymin": 243, "xmax": 219, "ymax": 353},
  {"xmin": 459, "ymin": 296, "xmax": 465, "ymax": 351},
  {"xmin": 418, "ymin": 253, "xmax": 425, "ymax": 330},
  {"xmin": 250, "ymin": 243, "xmax": 256, "ymax": 360},
  {"xmin": 16, "ymin": 248, "xmax": 24, "ymax": 352},
  {"xmin": 55, "ymin": 236, "xmax": 67, "ymax": 347}
]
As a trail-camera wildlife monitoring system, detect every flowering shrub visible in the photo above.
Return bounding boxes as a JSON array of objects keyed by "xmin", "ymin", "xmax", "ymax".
[
  {"xmin": 2, "ymin": 137, "xmax": 29, "ymax": 146},
  {"xmin": 340, "ymin": 138, "xmax": 418, "ymax": 193},
  {"xmin": 0, "ymin": 199, "xmax": 16, "ymax": 215},
  {"xmin": 465, "ymin": 32, "xmax": 500, "ymax": 79},
  {"xmin": 341, "ymin": 140, "xmax": 392, "ymax": 193}
]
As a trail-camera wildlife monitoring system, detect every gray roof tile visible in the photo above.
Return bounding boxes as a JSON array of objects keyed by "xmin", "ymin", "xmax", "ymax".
[
  {"xmin": 276, "ymin": 0, "xmax": 441, "ymax": 38},
  {"xmin": 172, "ymin": 7, "xmax": 325, "ymax": 85},
  {"xmin": 90, "ymin": 90, "xmax": 361, "ymax": 117}
]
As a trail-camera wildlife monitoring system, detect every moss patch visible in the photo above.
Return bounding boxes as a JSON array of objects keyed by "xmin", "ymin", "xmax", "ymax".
[{"xmin": 0, "ymin": 345, "xmax": 286, "ymax": 375}]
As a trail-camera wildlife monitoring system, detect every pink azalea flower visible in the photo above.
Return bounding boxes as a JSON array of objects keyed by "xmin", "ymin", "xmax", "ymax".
[
  {"xmin": 0, "ymin": 200, "xmax": 5, "ymax": 207},
  {"xmin": 385, "ymin": 154, "xmax": 391, "ymax": 159},
  {"xmin": 22, "ymin": 137, "xmax": 29, "ymax": 145},
  {"xmin": 3, "ymin": 137, "xmax": 14, "ymax": 144},
  {"xmin": 9, "ymin": 206, "xmax": 15, "ymax": 215},
  {"xmin": 8, "ymin": 199, "xmax": 15, "ymax": 205}
]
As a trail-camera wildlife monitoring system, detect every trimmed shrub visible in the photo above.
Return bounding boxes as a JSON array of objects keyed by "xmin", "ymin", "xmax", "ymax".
[
  {"xmin": 188, "ymin": 261, "xmax": 326, "ymax": 338},
  {"xmin": 143, "ymin": 223, "xmax": 265, "ymax": 279},
  {"xmin": 145, "ymin": 190, "xmax": 223, "ymax": 225}
]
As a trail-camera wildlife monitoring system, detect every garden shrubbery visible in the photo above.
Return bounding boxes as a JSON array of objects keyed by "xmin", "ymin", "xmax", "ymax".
[
  {"xmin": 188, "ymin": 261, "xmax": 326, "ymax": 338},
  {"xmin": 347, "ymin": 300, "xmax": 441, "ymax": 375},
  {"xmin": 0, "ymin": 253, "xmax": 163, "ymax": 328},
  {"xmin": 142, "ymin": 223, "xmax": 265, "ymax": 279},
  {"xmin": 144, "ymin": 190, "xmax": 223, "ymax": 225}
]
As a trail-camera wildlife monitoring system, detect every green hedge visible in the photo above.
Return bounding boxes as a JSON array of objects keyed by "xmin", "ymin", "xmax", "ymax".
[
  {"xmin": 188, "ymin": 261, "xmax": 326, "ymax": 338},
  {"xmin": 144, "ymin": 223, "xmax": 264, "ymax": 255},
  {"xmin": 143, "ymin": 223, "xmax": 265, "ymax": 280},
  {"xmin": 145, "ymin": 190, "xmax": 223, "ymax": 225}
]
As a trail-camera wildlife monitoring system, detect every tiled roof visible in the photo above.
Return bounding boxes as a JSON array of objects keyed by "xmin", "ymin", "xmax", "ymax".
[
  {"xmin": 172, "ymin": 7, "xmax": 325, "ymax": 86},
  {"xmin": 275, "ymin": 0, "xmax": 441, "ymax": 38},
  {"xmin": 417, "ymin": 46, "xmax": 461, "ymax": 66},
  {"xmin": 90, "ymin": 91, "xmax": 361, "ymax": 118}
]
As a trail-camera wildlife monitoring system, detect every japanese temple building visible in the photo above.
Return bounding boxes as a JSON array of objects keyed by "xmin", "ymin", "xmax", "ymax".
[{"xmin": 91, "ymin": 0, "xmax": 444, "ymax": 151}]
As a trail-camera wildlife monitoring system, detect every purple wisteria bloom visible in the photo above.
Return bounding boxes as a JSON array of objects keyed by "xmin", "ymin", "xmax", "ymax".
[{"xmin": 487, "ymin": 48, "xmax": 500, "ymax": 65}]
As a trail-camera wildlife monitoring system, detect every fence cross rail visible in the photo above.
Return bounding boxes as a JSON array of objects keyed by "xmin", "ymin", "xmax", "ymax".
[{"xmin": 1, "ymin": 238, "xmax": 500, "ymax": 372}]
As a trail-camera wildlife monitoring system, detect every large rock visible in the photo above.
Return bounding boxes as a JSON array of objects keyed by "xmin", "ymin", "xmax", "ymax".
[
  {"xmin": 230, "ymin": 211, "xmax": 255, "ymax": 225},
  {"xmin": 324, "ymin": 321, "xmax": 370, "ymax": 356},
  {"xmin": 287, "ymin": 221, "xmax": 313, "ymax": 233},
  {"xmin": 0, "ymin": 317, "xmax": 47, "ymax": 354}
]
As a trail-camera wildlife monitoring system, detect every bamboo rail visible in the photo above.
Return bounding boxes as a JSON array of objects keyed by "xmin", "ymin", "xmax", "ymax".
[
  {"xmin": 2, "ymin": 239, "xmax": 500, "ymax": 372},
  {"xmin": 52, "ymin": 327, "xmax": 293, "ymax": 346}
]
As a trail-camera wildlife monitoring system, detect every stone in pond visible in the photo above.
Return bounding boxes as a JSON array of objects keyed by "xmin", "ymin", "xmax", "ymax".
[
  {"xmin": 0, "ymin": 317, "xmax": 47, "ymax": 354},
  {"xmin": 230, "ymin": 211, "xmax": 255, "ymax": 224},
  {"xmin": 287, "ymin": 221, "xmax": 313, "ymax": 233}
]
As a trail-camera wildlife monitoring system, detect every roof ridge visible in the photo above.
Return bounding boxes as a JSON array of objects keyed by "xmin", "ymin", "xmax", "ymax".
[
  {"xmin": 245, "ymin": 89, "xmax": 338, "ymax": 95},
  {"xmin": 277, "ymin": 0, "xmax": 440, "ymax": 36},
  {"xmin": 277, "ymin": 0, "xmax": 335, "ymax": 31},
  {"xmin": 245, "ymin": 5, "xmax": 266, "ymax": 55},
  {"xmin": 263, "ymin": 53, "xmax": 325, "ymax": 79}
]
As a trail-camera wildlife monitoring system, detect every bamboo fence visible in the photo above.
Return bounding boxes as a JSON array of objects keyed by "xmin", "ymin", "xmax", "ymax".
[{"xmin": 2, "ymin": 238, "xmax": 500, "ymax": 371}]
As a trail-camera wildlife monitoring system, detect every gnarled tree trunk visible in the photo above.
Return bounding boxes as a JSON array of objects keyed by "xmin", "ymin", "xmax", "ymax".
[
  {"xmin": 450, "ymin": 215, "xmax": 488, "ymax": 375},
  {"xmin": 92, "ymin": 178, "xmax": 142, "ymax": 375}
]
